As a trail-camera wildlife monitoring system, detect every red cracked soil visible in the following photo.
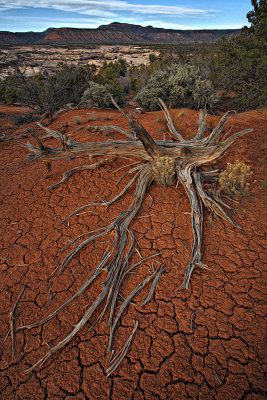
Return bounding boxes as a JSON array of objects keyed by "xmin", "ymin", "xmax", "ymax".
[{"xmin": 0, "ymin": 105, "xmax": 266, "ymax": 399}]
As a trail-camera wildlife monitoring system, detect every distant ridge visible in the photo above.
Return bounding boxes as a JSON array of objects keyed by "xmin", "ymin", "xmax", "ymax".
[
  {"xmin": 0, "ymin": 22, "xmax": 240, "ymax": 45},
  {"xmin": 0, "ymin": 28, "xmax": 54, "ymax": 45}
]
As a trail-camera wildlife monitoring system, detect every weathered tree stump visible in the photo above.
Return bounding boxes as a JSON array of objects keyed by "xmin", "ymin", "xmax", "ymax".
[{"xmin": 16, "ymin": 98, "xmax": 253, "ymax": 374}]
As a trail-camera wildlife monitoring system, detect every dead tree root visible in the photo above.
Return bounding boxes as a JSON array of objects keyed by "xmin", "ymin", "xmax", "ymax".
[{"xmin": 11, "ymin": 97, "xmax": 253, "ymax": 375}]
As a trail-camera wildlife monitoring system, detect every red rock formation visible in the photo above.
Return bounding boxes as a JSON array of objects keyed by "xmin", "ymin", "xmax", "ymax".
[{"xmin": 0, "ymin": 23, "xmax": 241, "ymax": 45}]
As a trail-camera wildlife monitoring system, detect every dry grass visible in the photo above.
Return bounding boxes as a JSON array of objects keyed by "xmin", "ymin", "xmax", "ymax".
[
  {"xmin": 73, "ymin": 115, "xmax": 83, "ymax": 125},
  {"xmin": 152, "ymin": 156, "xmax": 176, "ymax": 187},
  {"xmin": 219, "ymin": 160, "xmax": 253, "ymax": 197},
  {"xmin": 86, "ymin": 111, "xmax": 98, "ymax": 122},
  {"xmin": 158, "ymin": 109, "xmax": 184, "ymax": 132}
]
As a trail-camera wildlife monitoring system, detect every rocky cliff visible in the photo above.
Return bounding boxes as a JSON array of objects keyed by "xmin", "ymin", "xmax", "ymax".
[
  {"xmin": 0, "ymin": 28, "xmax": 54, "ymax": 45},
  {"xmin": 0, "ymin": 22, "xmax": 241, "ymax": 45}
]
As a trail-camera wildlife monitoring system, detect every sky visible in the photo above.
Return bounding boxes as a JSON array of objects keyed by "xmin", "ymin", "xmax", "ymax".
[{"xmin": 0, "ymin": 0, "xmax": 253, "ymax": 32}]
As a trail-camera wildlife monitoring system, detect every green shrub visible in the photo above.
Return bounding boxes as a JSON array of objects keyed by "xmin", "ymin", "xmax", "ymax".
[
  {"xmin": 82, "ymin": 82, "xmax": 113, "ymax": 108},
  {"xmin": 97, "ymin": 59, "xmax": 128, "ymax": 85},
  {"xmin": 210, "ymin": 0, "xmax": 267, "ymax": 110},
  {"xmin": 109, "ymin": 78, "xmax": 125, "ymax": 106},
  {"xmin": 135, "ymin": 64, "xmax": 218, "ymax": 111},
  {"xmin": 135, "ymin": 69, "xmax": 169, "ymax": 110},
  {"xmin": 13, "ymin": 62, "xmax": 96, "ymax": 115},
  {"xmin": 136, "ymin": 86, "xmax": 167, "ymax": 111},
  {"xmin": 168, "ymin": 64, "xmax": 219, "ymax": 109},
  {"xmin": 212, "ymin": 34, "xmax": 266, "ymax": 110},
  {"xmin": 4, "ymin": 86, "xmax": 17, "ymax": 105},
  {"xmin": 82, "ymin": 79, "xmax": 125, "ymax": 108},
  {"xmin": 0, "ymin": 77, "xmax": 18, "ymax": 105}
]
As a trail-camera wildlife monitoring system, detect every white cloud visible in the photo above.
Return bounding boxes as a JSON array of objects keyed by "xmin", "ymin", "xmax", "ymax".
[
  {"xmin": 145, "ymin": 20, "xmax": 193, "ymax": 30},
  {"xmin": 0, "ymin": 0, "xmax": 218, "ymax": 17},
  {"xmin": 15, "ymin": 15, "xmax": 109, "ymax": 25},
  {"xmin": 0, "ymin": 1, "xmax": 225, "ymax": 31}
]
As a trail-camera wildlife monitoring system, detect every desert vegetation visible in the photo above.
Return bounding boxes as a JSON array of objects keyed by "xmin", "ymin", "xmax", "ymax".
[
  {"xmin": 208, "ymin": 0, "xmax": 266, "ymax": 110},
  {"xmin": 0, "ymin": 1, "xmax": 266, "ymax": 115},
  {"xmin": 135, "ymin": 64, "xmax": 219, "ymax": 111},
  {"xmin": 218, "ymin": 160, "xmax": 253, "ymax": 197}
]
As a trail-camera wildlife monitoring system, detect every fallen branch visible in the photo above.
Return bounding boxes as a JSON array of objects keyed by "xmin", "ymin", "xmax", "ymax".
[{"xmin": 10, "ymin": 285, "xmax": 25, "ymax": 361}]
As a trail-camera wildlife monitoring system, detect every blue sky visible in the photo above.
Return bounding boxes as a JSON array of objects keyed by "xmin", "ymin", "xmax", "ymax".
[{"xmin": 0, "ymin": 0, "xmax": 253, "ymax": 32}]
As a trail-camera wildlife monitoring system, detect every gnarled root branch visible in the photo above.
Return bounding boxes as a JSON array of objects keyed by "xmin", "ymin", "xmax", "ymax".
[
  {"xmin": 14, "ymin": 98, "xmax": 253, "ymax": 375},
  {"xmin": 21, "ymin": 163, "xmax": 164, "ymax": 374},
  {"xmin": 178, "ymin": 169, "xmax": 203, "ymax": 289}
]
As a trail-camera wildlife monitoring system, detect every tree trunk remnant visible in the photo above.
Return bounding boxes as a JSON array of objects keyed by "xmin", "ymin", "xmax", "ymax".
[{"xmin": 15, "ymin": 98, "xmax": 253, "ymax": 375}]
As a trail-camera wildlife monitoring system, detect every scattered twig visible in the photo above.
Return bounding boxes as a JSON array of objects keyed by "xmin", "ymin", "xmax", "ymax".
[
  {"xmin": 106, "ymin": 320, "xmax": 138, "ymax": 377},
  {"xmin": 10, "ymin": 285, "xmax": 25, "ymax": 361},
  {"xmin": 141, "ymin": 265, "xmax": 166, "ymax": 306},
  {"xmin": 48, "ymin": 160, "xmax": 110, "ymax": 190},
  {"xmin": 0, "ymin": 329, "xmax": 10, "ymax": 348}
]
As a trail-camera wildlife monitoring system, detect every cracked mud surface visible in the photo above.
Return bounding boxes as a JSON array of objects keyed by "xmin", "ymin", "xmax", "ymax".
[{"xmin": 0, "ymin": 105, "xmax": 266, "ymax": 399}]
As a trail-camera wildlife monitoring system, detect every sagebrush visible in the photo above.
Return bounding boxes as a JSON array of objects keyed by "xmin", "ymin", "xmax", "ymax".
[{"xmin": 135, "ymin": 64, "xmax": 219, "ymax": 111}]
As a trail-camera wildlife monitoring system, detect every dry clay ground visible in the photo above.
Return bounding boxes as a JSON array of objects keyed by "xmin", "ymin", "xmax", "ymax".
[{"xmin": 0, "ymin": 105, "xmax": 266, "ymax": 400}]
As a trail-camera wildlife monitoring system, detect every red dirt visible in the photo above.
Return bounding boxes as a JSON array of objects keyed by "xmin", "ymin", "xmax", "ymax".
[{"xmin": 0, "ymin": 105, "xmax": 266, "ymax": 399}]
